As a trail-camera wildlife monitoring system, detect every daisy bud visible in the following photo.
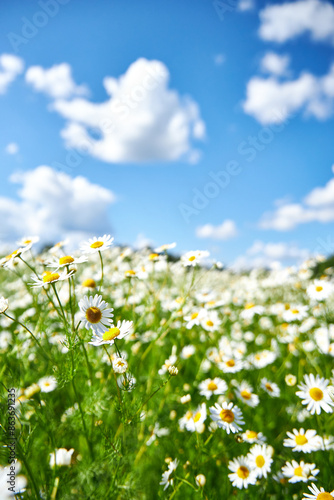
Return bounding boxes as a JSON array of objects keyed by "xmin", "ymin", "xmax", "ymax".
[
  {"xmin": 285, "ymin": 374, "xmax": 297, "ymax": 386},
  {"xmin": 195, "ymin": 474, "xmax": 206, "ymax": 487},
  {"xmin": 168, "ymin": 366, "xmax": 178, "ymax": 376}
]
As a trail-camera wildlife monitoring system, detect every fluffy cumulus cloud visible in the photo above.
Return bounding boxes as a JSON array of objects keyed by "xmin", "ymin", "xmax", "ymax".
[
  {"xmin": 25, "ymin": 63, "xmax": 88, "ymax": 99},
  {"xmin": 232, "ymin": 240, "xmax": 310, "ymax": 269},
  {"xmin": 243, "ymin": 62, "xmax": 334, "ymax": 124},
  {"xmin": 49, "ymin": 58, "xmax": 205, "ymax": 163},
  {"xmin": 258, "ymin": 0, "xmax": 334, "ymax": 44},
  {"xmin": 196, "ymin": 220, "xmax": 238, "ymax": 240},
  {"xmin": 0, "ymin": 54, "xmax": 24, "ymax": 94},
  {"xmin": 0, "ymin": 166, "xmax": 116, "ymax": 247},
  {"xmin": 259, "ymin": 169, "xmax": 334, "ymax": 230},
  {"xmin": 260, "ymin": 52, "xmax": 290, "ymax": 77}
]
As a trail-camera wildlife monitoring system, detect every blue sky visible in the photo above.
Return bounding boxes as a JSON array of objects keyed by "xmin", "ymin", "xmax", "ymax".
[{"xmin": 1, "ymin": 0, "xmax": 334, "ymax": 267}]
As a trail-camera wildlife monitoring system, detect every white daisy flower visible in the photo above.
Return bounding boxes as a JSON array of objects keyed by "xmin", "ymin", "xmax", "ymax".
[
  {"xmin": 154, "ymin": 242, "xmax": 176, "ymax": 253},
  {"xmin": 200, "ymin": 310, "xmax": 221, "ymax": 331},
  {"xmin": 49, "ymin": 448, "xmax": 74, "ymax": 468},
  {"xmin": 184, "ymin": 309, "xmax": 207, "ymax": 329},
  {"xmin": 0, "ymin": 296, "xmax": 9, "ymax": 314},
  {"xmin": 283, "ymin": 305, "xmax": 308, "ymax": 322},
  {"xmin": 80, "ymin": 234, "xmax": 114, "ymax": 254},
  {"xmin": 160, "ymin": 459, "xmax": 179, "ymax": 490},
  {"xmin": 261, "ymin": 378, "xmax": 281, "ymax": 397},
  {"xmin": 38, "ymin": 376, "xmax": 58, "ymax": 393},
  {"xmin": 302, "ymin": 483, "xmax": 334, "ymax": 500},
  {"xmin": 307, "ymin": 280, "xmax": 334, "ymax": 301},
  {"xmin": 198, "ymin": 377, "xmax": 228, "ymax": 400},
  {"xmin": 89, "ymin": 320, "xmax": 132, "ymax": 346},
  {"xmin": 242, "ymin": 430, "xmax": 267, "ymax": 444},
  {"xmin": 79, "ymin": 294, "xmax": 114, "ymax": 335},
  {"xmin": 296, "ymin": 374, "xmax": 334, "ymax": 415},
  {"xmin": 0, "ymin": 461, "xmax": 27, "ymax": 498},
  {"xmin": 47, "ymin": 254, "xmax": 87, "ymax": 269},
  {"xmin": 218, "ymin": 357, "xmax": 244, "ymax": 373},
  {"xmin": 112, "ymin": 357, "xmax": 128, "ymax": 374},
  {"xmin": 209, "ymin": 401, "xmax": 244, "ymax": 434},
  {"xmin": 181, "ymin": 250, "xmax": 210, "ymax": 267},
  {"xmin": 228, "ymin": 455, "xmax": 257, "ymax": 489},
  {"xmin": 179, "ymin": 403, "xmax": 207, "ymax": 433},
  {"xmin": 180, "ymin": 345, "xmax": 196, "ymax": 359},
  {"xmin": 240, "ymin": 303, "xmax": 264, "ymax": 320},
  {"xmin": 247, "ymin": 444, "xmax": 273, "ymax": 478},
  {"xmin": 235, "ymin": 381, "xmax": 259, "ymax": 407},
  {"xmin": 17, "ymin": 236, "xmax": 40, "ymax": 248},
  {"xmin": 281, "ymin": 460, "xmax": 319, "ymax": 483},
  {"xmin": 283, "ymin": 428, "xmax": 321, "ymax": 453},
  {"xmin": 30, "ymin": 270, "xmax": 75, "ymax": 288}
]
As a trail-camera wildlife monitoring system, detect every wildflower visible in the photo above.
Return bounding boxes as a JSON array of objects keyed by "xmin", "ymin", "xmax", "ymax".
[
  {"xmin": 38, "ymin": 376, "xmax": 58, "ymax": 393},
  {"xmin": 302, "ymin": 483, "xmax": 334, "ymax": 500},
  {"xmin": 228, "ymin": 456, "xmax": 257, "ymax": 489},
  {"xmin": 0, "ymin": 297, "xmax": 9, "ymax": 314},
  {"xmin": 24, "ymin": 384, "xmax": 41, "ymax": 398},
  {"xmin": 283, "ymin": 305, "xmax": 308, "ymax": 322},
  {"xmin": 296, "ymin": 374, "xmax": 334, "ymax": 415},
  {"xmin": 80, "ymin": 234, "xmax": 114, "ymax": 254},
  {"xmin": 261, "ymin": 378, "xmax": 281, "ymax": 397},
  {"xmin": 89, "ymin": 320, "xmax": 132, "ymax": 347},
  {"xmin": 154, "ymin": 242, "xmax": 176, "ymax": 252},
  {"xmin": 235, "ymin": 381, "xmax": 259, "ymax": 407},
  {"xmin": 79, "ymin": 294, "xmax": 114, "ymax": 335},
  {"xmin": 82, "ymin": 278, "xmax": 97, "ymax": 289},
  {"xmin": 158, "ymin": 349, "xmax": 177, "ymax": 375},
  {"xmin": 179, "ymin": 403, "xmax": 206, "ymax": 432},
  {"xmin": 247, "ymin": 444, "xmax": 273, "ymax": 478},
  {"xmin": 242, "ymin": 430, "xmax": 267, "ymax": 444},
  {"xmin": 17, "ymin": 236, "xmax": 39, "ymax": 248},
  {"xmin": 195, "ymin": 474, "xmax": 206, "ymax": 487},
  {"xmin": 307, "ymin": 280, "xmax": 334, "ymax": 301},
  {"xmin": 168, "ymin": 365, "xmax": 179, "ymax": 376},
  {"xmin": 146, "ymin": 423, "xmax": 170, "ymax": 446},
  {"xmin": 209, "ymin": 402, "xmax": 244, "ymax": 434},
  {"xmin": 49, "ymin": 448, "xmax": 74, "ymax": 468},
  {"xmin": 30, "ymin": 270, "xmax": 74, "ymax": 287},
  {"xmin": 112, "ymin": 357, "xmax": 128, "ymax": 373},
  {"xmin": 198, "ymin": 377, "xmax": 228, "ymax": 400},
  {"xmin": 0, "ymin": 461, "xmax": 27, "ymax": 498},
  {"xmin": 160, "ymin": 459, "xmax": 179, "ymax": 490},
  {"xmin": 180, "ymin": 345, "xmax": 196, "ymax": 359},
  {"xmin": 281, "ymin": 460, "xmax": 319, "ymax": 483},
  {"xmin": 285, "ymin": 374, "xmax": 297, "ymax": 386},
  {"xmin": 47, "ymin": 255, "xmax": 87, "ymax": 269},
  {"xmin": 283, "ymin": 428, "xmax": 321, "ymax": 453},
  {"xmin": 240, "ymin": 303, "xmax": 264, "ymax": 320},
  {"xmin": 180, "ymin": 394, "xmax": 191, "ymax": 404},
  {"xmin": 181, "ymin": 250, "xmax": 210, "ymax": 267}
]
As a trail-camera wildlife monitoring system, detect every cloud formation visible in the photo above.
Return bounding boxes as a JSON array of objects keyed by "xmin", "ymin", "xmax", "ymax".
[
  {"xmin": 232, "ymin": 240, "xmax": 310, "ymax": 269},
  {"xmin": 0, "ymin": 54, "xmax": 24, "ymax": 94},
  {"xmin": 260, "ymin": 52, "xmax": 290, "ymax": 77},
  {"xmin": 49, "ymin": 58, "xmax": 205, "ymax": 163},
  {"xmin": 259, "ymin": 0, "xmax": 334, "ymax": 44},
  {"xmin": 196, "ymin": 220, "xmax": 238, "ymax": 240},
  {"xmin": 0, "ymin": 166, "xmax": 116, "ymax": 247},
  {"xmin": 259, "ymin": 170, "xmax": 334, "ymax": 230},
  {"xmin": 25, "ymin": 63, "xmax": 88, "ymax": 99}
]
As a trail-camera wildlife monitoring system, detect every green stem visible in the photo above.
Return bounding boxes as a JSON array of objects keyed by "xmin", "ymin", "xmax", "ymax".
[{"xmin": 3, "ymin": 312, "xmax": 50, "ymax": 361}]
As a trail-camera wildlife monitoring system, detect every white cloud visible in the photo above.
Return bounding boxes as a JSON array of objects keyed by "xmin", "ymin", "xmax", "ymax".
[
  {"xmin": 0, "ymin": 54, "xmax": 24, "ymax": 94},
  {"xmin": 238, "ymin": 0, "xmax": 255, "ymax": 12},
  {"xmin": 260, "ymin": 52, "xmax": 290, "ymax": 76},
  {"xmin": 0, "ymin": 166, "xmax": 116, "ymax": 247},
  {"xmin": 232, "ymin": 240, "xmax": 310, "ymax": 269},
  {"xmin": 133, "ymin": 233, "xmax": 154, "ymax": 249},
  {"xmin": 243, "ymin": 63, "xmax": 334, "ymax": 124},
  {"xmin": 196, "ymin": 220, "xmax": 238, "ymax": 240},
  {"xmin": 50, "ymin": 58, "xmax": 205, "ymax": 163},
  {"xmin": 25, "ymin": 63, "xmax": 88, "ymax": 99},
  {"xmin": 5, "ymin": 142, "xmax": 19, "ymax": 155},
  {"xmin": 259, "ymin": 171, "xmax": 334, "ymax": 230},
  {"xmin": 259, "ymin": 0, "xmax": 334, "ymax": 44}
]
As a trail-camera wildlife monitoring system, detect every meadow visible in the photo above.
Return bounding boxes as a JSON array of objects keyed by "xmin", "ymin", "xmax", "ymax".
[{"xmin": 0, "ymin": 236, "xmax": 334, "ymax": 499}]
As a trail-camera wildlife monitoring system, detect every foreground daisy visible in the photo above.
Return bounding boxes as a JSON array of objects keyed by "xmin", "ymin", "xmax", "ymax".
[
  {"xmin": 247, "ymin": 444, "xmax": 273, "ymax": 478},
  {"xmin": 283, "ymin": 428, "xmax": 321, "ymax": 453},
  {"xmin": 302, "ymin": 483, "xmax": 334, "ymax": 500},
  {"xmin": 181, "ymin": 250, "xmax": 210, "ymax": 267},
  {"xmin": 209, "ymin": 401, "xmax": 244, "ymax": 434},
  {"xmin": 296, "ymin": 374, "xmax": 334, "ymax": 415},
  {"xmin": 47, "ymin": 255, "xmax": 87, "ymax": 269},
  {"xmin": 89, "ymin": 320, "xmax": 133, "ymax": 347},
  {"xmin": 80, "ymin": 235, "xmax": 114, "ymax": 254},
  {"xmin": 179, "ymin": 403, "xmax": 207, "ymax": 433},
  {"xmin": 79, "ymin": 294, "xmax": 114, "ymax": 335},
  {"xmin": 307, "ymin": 280, "xmax": 334, "ymax": 301},
  {"xmin": 198, "ymin": 377, "xmax": 228, "ymax": 400},
  {"xmin": 228, "ymin": 456, "xmax": 257, "ymax": 489},
  {"xmin": 30, "ymin": 270, "xmax": 74, "ymax": 288},
  {"xmin": 281, "ymin": 460, "xmax": 319, "ymax": 483}
]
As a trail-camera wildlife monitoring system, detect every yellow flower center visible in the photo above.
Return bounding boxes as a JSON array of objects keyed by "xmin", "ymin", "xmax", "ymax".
[
  {"xmin": 85, "ymin": 307, "xmax": 102, "ymax": 324},
  {"xmin": 265, "ymin": 383, "xmax": 273, "ymax": 392},
  {"xmin": 226, "ymin": 359, "xmax": 235, "ymax": 367},
  {"xmin": 295, "ymin": 434, "xmax": 308, "ymax": 445},
  {"xmin": 82, "ymin": 279, "xmax": 96, "ymax": 288},
  {"xmin": 90, "ymin": 241, "xmax": 104, "ymax": 249},
  {"xmin": 317, "ymin": 494, "xmax": 333, "ymax": 500},
  {"xmin": 188, "ymin": 256, "xmax": 196, "ymax": 262},
  {"xmin": 23, "ymin": 239, "xmax": 32, "ymax": 245},
  {"xmin": 149, "ymin": 253, "xmax": 159, "ymax": 260},
  {"xmin": 191, "ymin": 312, "xmax": 198, "ymax": 320},
  {"xmin": 316, "ymin": 286, "xmax": 323, "ymax": 292},
  {"xmin": 206, "ymin": 320, "xmax": 214, "ymax": 327},
  {"xmin": 219, "ymin": 409, "xmax": 234, "ymax": 423},
  {"xmin": 255, "ymin": 455, "xmax": 265, "ymax": 468},
  {"xmin": 240, "ymin": 390, "xmax": 251, "ymax": 400},
  {"xmin": 207, "ymin": 301, "xmax": 216, "ymax": 306},
  {"xmin": 291, "ymin": 309, "xmax": 299, "ymax": 314},
  {"xmin": 246, "ymin": 431, "xmax": 257, "ymax": 439},
  {"xmin": 125, "ymin": 270, "xmax": 136, "ymax": 276},
  {"xmin": 186, "ymin": 411, "xmax": 193, "ymax": 420},
  {"xmin": 42, "ymin": 272, "xmax": 60, "ymax": 283},
  {"xmin": 207, "ymin": 381, "xmax": 218, "ymax": 391},
  {"xmin": 309, "ymin": 387, "xmax": 323, "ymax": 401},
  {"xmin": 59, "ymin": 256, "xmax": 74, "ymax": 265},
  {"xmin": 245, "ymin": 303, "xmax": 255, "ymax": 309},
  {"xmin": 193, "ymin": 412, "xmax": 201, "ymax": 423},
  {"xmin": 294, "ymin": 466, "xmax": 303, "ymax": 477},
  {"xmin": 236, "ymin": 466, "xmax": 249, "ymax": 479},
  {"xmin": 102, "ymin": 327, "xmax": 120, "ymax": 341}
]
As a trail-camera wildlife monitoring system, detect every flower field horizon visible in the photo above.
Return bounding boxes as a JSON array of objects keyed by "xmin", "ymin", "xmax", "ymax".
[{"xmin": 1, "ymin": 237, "xmax": 334, "ymax": 499}]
